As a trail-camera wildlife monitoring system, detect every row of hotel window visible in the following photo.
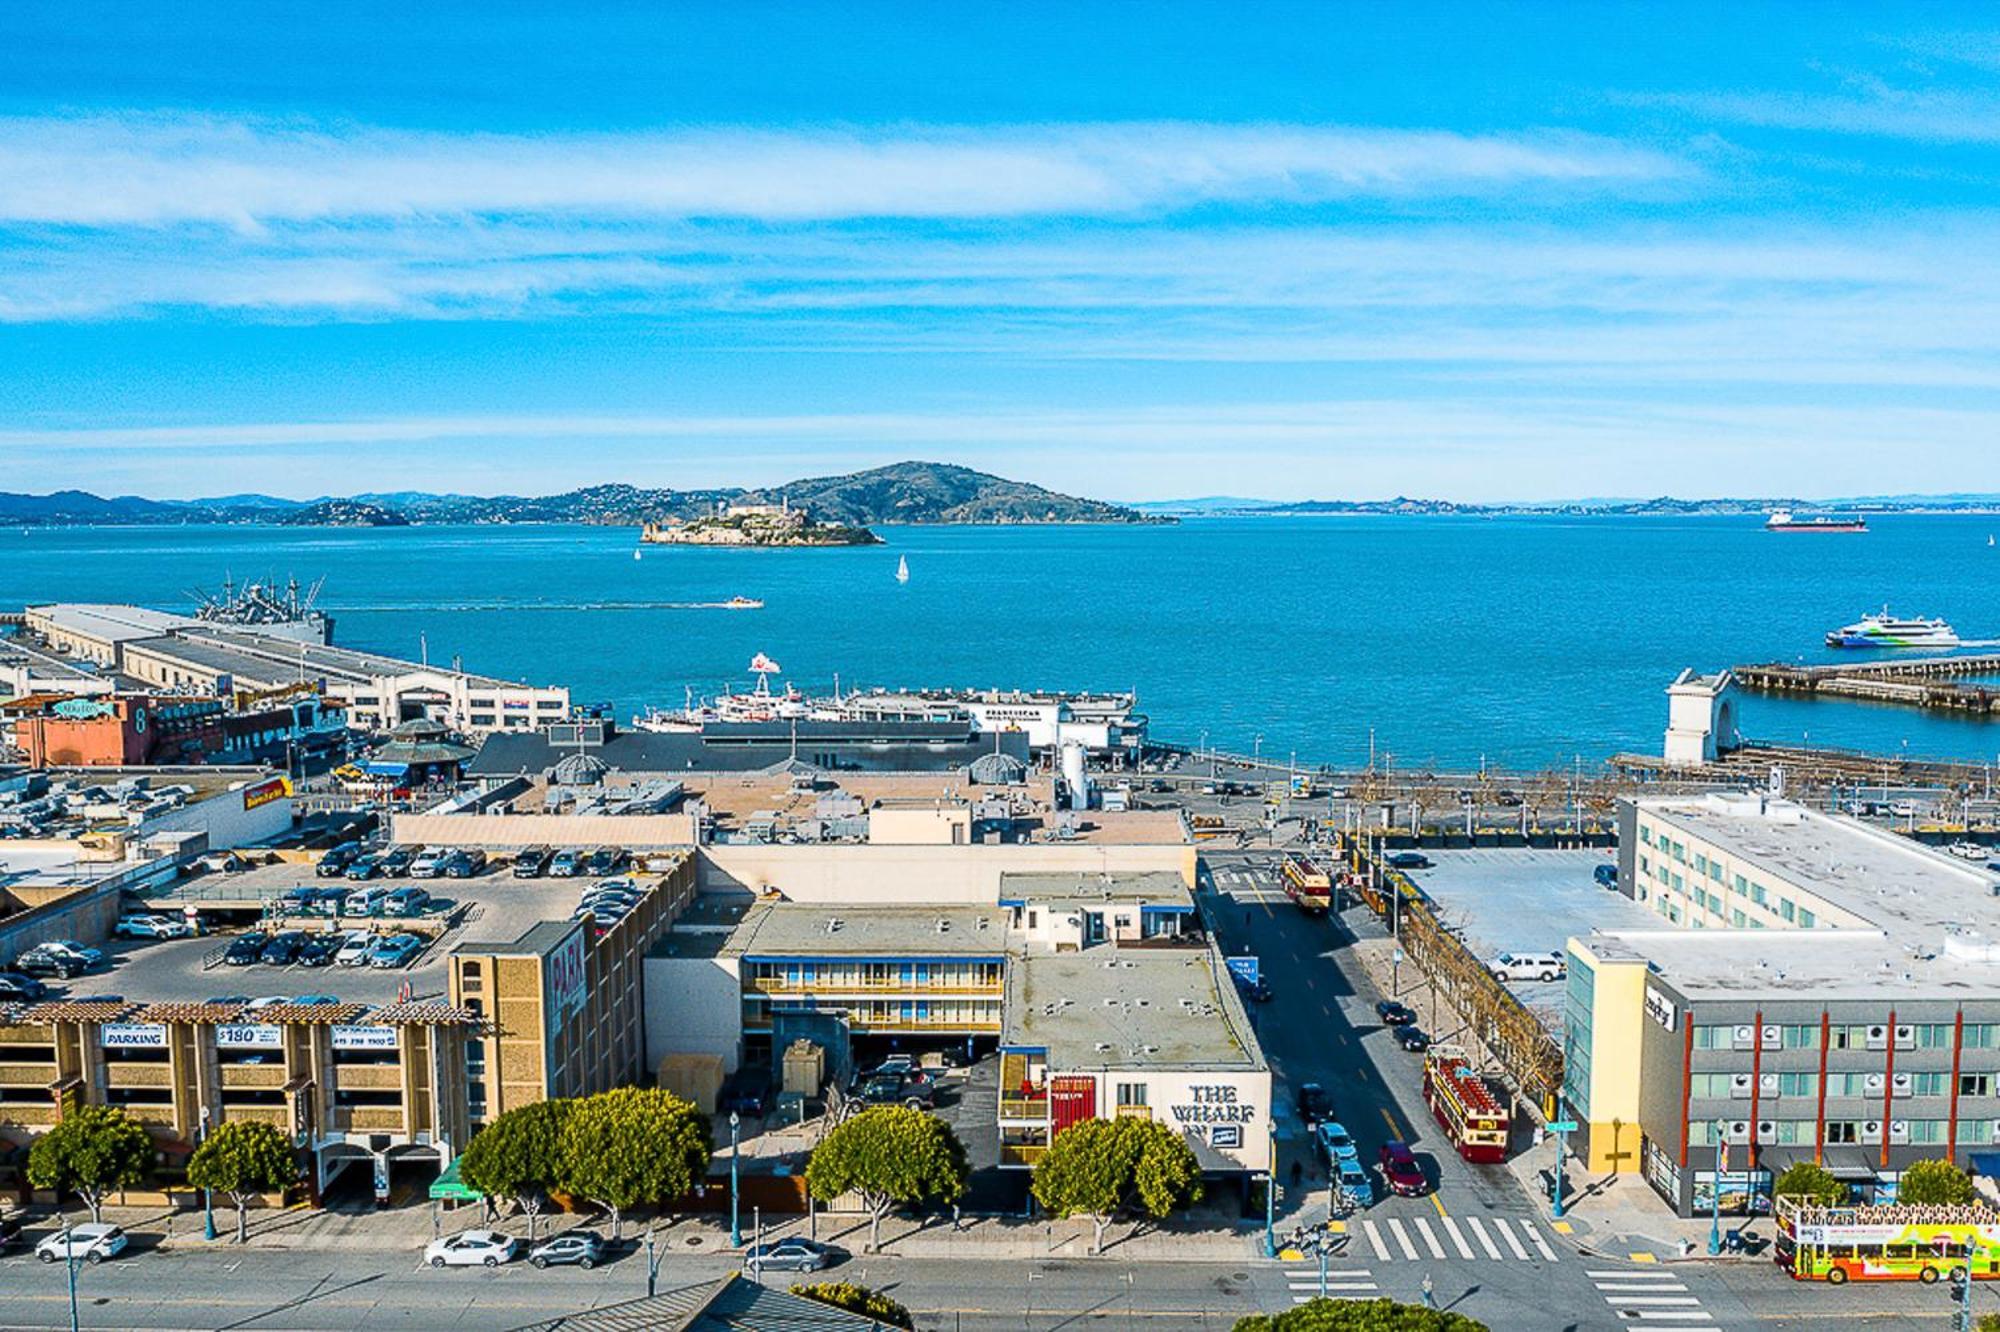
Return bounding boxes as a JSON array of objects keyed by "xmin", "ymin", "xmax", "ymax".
[
  {"xmin": 1636, "ymin": 853, "xmax": 1817, "ymax": 927},
  {"xmin": 1687, "ymin": 1119, "xmax": 1993, "ymax": 1146},
  {"xmin": 746, "ymin": 961, "xmax": 1005, "ymax": 988},
  {"xmin": 1692, "ymin": 1023, "xmax": 1998, "ymax": 1051},
  {"xmin": 1690, "ymin": 1071, "xmax": 2000, "ymax": 1098}
]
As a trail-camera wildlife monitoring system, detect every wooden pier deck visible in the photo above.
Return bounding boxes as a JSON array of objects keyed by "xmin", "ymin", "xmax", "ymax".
[{"xmin": 1730, "ymin": 653, "xmax": 2000, "ymax": 716}]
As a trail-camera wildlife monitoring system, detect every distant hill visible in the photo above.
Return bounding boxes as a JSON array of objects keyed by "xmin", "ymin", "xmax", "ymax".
[{"xmin": 0, "ymin": 462, "xmax": 1162, "ymax": 529}]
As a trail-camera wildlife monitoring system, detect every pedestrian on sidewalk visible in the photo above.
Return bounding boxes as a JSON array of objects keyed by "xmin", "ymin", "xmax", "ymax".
[{"xmin": 1420, "ymin": 1273, "xmax": 1435, "ymax": 1308}]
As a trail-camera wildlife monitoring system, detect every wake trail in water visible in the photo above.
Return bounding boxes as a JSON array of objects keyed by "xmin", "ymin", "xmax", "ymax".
[{"xmin": 327, "ymin": 600, "xmax": 757, "ymax": 612}]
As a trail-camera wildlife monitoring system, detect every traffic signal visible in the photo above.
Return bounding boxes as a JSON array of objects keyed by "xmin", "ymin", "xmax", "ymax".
[{"xmin": 1948, "ymin": 1266, "xmax": 1969, "ymax": 1305}]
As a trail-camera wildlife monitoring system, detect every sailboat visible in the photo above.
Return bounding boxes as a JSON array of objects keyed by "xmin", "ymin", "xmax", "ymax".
[
  {"xmin": 896, "ymin": 555, "xmax": 910, "ymax": 583},
  {"xmin": 633, "ymin": 548, "xmax": 642, "ymax": 561}
]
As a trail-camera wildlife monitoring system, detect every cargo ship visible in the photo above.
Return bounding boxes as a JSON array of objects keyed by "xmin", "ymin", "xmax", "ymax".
[{"xmin": 1766, "ymin": 510, "xmax": 1867, "ymax": 533}]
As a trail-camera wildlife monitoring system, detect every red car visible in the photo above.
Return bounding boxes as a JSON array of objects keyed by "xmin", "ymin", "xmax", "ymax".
[{"xmin": 1379, "ymin": 1141, "xmax": 1428, "ymax": 1197}]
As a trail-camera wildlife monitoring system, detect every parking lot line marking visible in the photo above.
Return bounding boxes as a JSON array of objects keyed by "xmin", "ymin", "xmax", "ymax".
[
  {"xmin": 1527, "ymin": 1222, "xmax": 1558, "ymax": 1261},
  {"xmin": 1465, "ymin": 1215, "xmax": 1503, "ymax": 1260},
  {"xmin": 1387, "ymin": 1218, "xmax": 1419, "ymax": 1260},
  {"xmin": 1361, "ymin": 1220, "xmax": 1391, "ymax": 1261},
  {"xmin": 1413, "ymin": 1217, "xmax": 1446, "ymax": 1259},
  {"xmin": 1492, "ymin": 1218, "xmax": 1532, "ymax": 1261},
  {"xmin": 1440, "ymin": 1216, "xmax": 1475, "ymax": 1259}
]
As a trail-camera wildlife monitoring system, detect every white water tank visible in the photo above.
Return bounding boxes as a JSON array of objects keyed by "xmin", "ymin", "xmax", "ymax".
[{"xmin": 1061, "ymin": 742, "xmax": 1090, "ymax": 811}]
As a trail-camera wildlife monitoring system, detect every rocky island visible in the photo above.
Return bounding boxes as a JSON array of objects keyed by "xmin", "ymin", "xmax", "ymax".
[{"xmin": 640, "ymin": 500, "xmax": 881, "ymax": 547}]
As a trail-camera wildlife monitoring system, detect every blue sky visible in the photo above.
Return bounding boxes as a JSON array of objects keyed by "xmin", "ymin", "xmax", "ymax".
[{"xmin": 3, "ymin": 2, "xmax": 1998, "ymax": 501}]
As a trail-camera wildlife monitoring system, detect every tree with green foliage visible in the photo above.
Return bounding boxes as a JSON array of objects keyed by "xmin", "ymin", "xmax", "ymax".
[
  {"xmin": 1974, "ymin": 1313, "xmax": 2000, "ymax": 1332},
  {"xmin": 27, "ymin": 1105, "xmax": 155, "ymax": 1223},
  {"xmin": 1234, "ymin": 1298, "xmax": 1488, "ymax": 1332},
  {"xmin": 458, "ymin": 1097, "xmax": 574, "ymax": 1240},
  {"xmin": 790, "ymin": 1282, "xmax": 914, "ymax": 1329},
  {"xmin": 1031, "ymin": 1116, "xmax": 1205, "ymax": 1253},
  {"xmin": 1897, "ymin": 1158, "xmax": 1976, "ymax": 1206},
  {"xmin": 556, "ymin": 1088, "xmax": 710, "ymax": 1240},
  {"xmin": 187, "ymin": 1120, "xmax": 301, "ymax": 1243},
  {"xmin": 1772, "ymin": 1161, "xmax": 1844, "ymax": 1207},
  {"xmin": 806, "ymin": 1105, "xmax": 968, "ymax": 1253}
]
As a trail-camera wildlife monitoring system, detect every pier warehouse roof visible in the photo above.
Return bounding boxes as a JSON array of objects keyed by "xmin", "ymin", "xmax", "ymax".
[{"xmin": 468, "ymin": 719, "xmax": 1031, "ymax": 777}]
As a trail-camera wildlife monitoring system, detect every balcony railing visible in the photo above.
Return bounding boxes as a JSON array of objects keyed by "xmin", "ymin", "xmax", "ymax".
[
  {"xmin": 999, "ymin": 1144, "xmax": 1047, "ymax": 1167},
  {"xmin": 220, "ymin": 1064, "xmax": 288, "ymax": 1090},
  {"xmin": 1115, "ymin": 1104, "xmax": 1153, "ymax": 1120},
  {"xmin": 221, "ymin": 1106, "xmax": 288, "ymax": 1127},
  {"xmin": 344, "ymin": 1106, "xmax": 407, "ymax": 1132},
  {"xmin": 999, "ymin": 1096, "xmax": 1049, "ymax": 1121},
  {"xmin": 333, "ymin": 1064, "xmax": 405, "ymax": 1091},
  {"xmin": 746, "ymin": 977, "xmax": 1000, "ymax": 997},
  {"xmin": 105, "ymin": 1062, "xmax": 174, "ymax": 1089},
  {"xmin": 0, "ymin": 1062, "xmax": 57, "ymax": 1086}
]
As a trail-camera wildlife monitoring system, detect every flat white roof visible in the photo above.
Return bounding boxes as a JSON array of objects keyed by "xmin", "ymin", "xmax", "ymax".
[{"xmin": 30, "ymin": 603, "xmax": 198, "ymax": 643}]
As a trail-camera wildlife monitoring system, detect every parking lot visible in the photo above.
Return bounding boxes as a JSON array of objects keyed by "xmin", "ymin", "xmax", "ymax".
[{"xmin": 55, "ymin": 855, "xmax": 675, "ymax": 1007}]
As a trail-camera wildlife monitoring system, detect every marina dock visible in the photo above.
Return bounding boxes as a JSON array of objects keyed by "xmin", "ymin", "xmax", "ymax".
[{"xmin": 1731, "ymin": 652, "xmax": 2000, "ymax": 716}]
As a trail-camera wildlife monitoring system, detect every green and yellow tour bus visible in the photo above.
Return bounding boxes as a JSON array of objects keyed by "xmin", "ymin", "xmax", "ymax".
[{"xmin": 1775, "ymin": 1195, "xmax": 2000, "ymax": 1285}]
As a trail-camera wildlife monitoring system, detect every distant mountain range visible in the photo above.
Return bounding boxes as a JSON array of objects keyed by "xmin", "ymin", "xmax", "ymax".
[
  {"xmin": 1134, "ymin": 494, "xmax": 2000, "ymax": 517},
  {"xmin": 0, "ymin": 462, "xmax": 1165, "ymax": 529}
]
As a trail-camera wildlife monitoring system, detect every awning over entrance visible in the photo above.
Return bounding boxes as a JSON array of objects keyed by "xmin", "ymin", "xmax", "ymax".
[
  {"xmin": 1971, "ymin": 1153, "xmax": 2000, "ymax": 1179},
  {"xmin": 1821, "ymin": 1147, "xmax": 1880, "ymax": 1181},
  {"xmin": 428, "ymin": 1157, "xmax": 479, "ymax": 1203}
]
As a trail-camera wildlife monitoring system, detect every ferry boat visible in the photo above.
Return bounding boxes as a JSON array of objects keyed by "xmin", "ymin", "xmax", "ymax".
[
  {"xmin": 631, "ymin": 653, "xmax": 827, "ymax": 731},
  {"xmin": 1767, "ymin": 510, "xmax": 1867, "ymax": 533},
  {"xmin": 1825, "ymin": 610, "xmax": 1960, "ymax": 650}
]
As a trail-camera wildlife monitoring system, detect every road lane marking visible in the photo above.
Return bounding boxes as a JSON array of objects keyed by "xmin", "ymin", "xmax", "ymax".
[
  {"xmin": 1526, "ymin": 1221, "xmax": 1559, "ymax": 1261},
  {"xmin": 1428, "ymin": 1192, "xmax": 1448, "ymax": 1219},
  {"xmin": 1361, "ymin": 1220, "xmax": 1391, "ymax": 1261},
  {"xmin": 1387, "ymin": 1218, "xmax": 1419, "ymax": 1260},
  {"xmin": 1465, "ymin": 1215, "xmax": 1503, "ymax": 1260},
  {"xmin": 1377, "ymin": 1106, "xmax": 1405, "ymax": 1137},
  {"xmin": 1492, "ymin": 1217, "xmax": 1532, "ymax": 1261},
  {"xmin": 1440, "ymin": 1216, "xmax": 1475, "ymax": 1259}
]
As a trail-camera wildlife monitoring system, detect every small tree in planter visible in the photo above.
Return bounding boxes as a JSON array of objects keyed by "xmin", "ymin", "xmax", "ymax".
[
  {"xmin": 187, "ymin": 1120, "xmax": 301, "ymax": 1243},
  {"xmin": 1897, "ymin": 1159, "xmax": 1976, "ymax": 1207},
  {"xmin": 27, "ymin": 1105, "xmax": 155, "ymax": 1223},
  {"xmin": 1031, "ymin": 1116, "xmax": 1203, "ymax": 1253},
  {"xmin": 805, "ymin": 1106, "xmax": 968, "ymax": 1253},
  {"xmin": 556, "ymin": 1088, "xmax": 710, "ymax": 1240},
  {"xmin": 459, "ymin": 1098, "xmax": 574, "ymax": 1240}
]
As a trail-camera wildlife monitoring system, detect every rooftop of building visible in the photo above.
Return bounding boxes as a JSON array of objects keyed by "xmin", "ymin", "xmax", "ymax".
[
  {"xmin": 27, "ymin": 603, "xmax": 199, "ymax": 642},
  {"xmin": 1001, "ymin": 945, "xmax": 1264, "ymax": 1071},
  {"xmin": 996, "ymin": 870, "xmax": 1193, "ymax": 907},
  {"xmin": 466, "ymin": 723, "xmax": 1031, "ymax": 779},
  {"xmin": 0, "ymin": 768, "xmax": 283, "ymax": 843},
  {"xmin": 1575, "ymin": 927, "xmax": 2000, "ymax": 1002},
  {"xmin": 662, "ymin": 899, "xmax": 1010, "ymax": 961}
]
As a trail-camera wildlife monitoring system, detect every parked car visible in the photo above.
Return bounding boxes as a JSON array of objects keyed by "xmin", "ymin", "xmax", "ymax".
[
  {"xmin": 1297, "ymin": 1082, "xmax": 1332, "ymax": 1127},
  {"xmin": 856, "ymin": 1072, "xmax": 933, "ymax": 1109},
  {"xmin": 424, "ymin": 1229, "xmax": 516, "ymax": 1268},
  {"xmin": 1374, "ymin": 1000, "xmax": 1417, "ymax": 1026},
  {"xmin": 343, "ymin": 886, "xmax": 391, "ymax": 917},
  {"xmin": 316, "ymin": 842, "xmax": 364, "ymax": 877},
  {"xmin": 1488, "ymin": 951, "xmax": 1566, "ymax": 983},
  {"xmin": 16, "ymin": 943, "xmax": 98, "ymax": 979},
  {"xmin": 527, "ymin": 1230, "xmax": 604, "ymax": 1269},
  {"xmin": 548, "ymin": 848, "xmax": 586, "ymax": 877},
  {"xmin": 586, "ymin": 846, "xmax": 624, "ymax": 877},
  {"xmin": 343, "ymin": 854, "xmax": 385, "ymax": 881},
  {"xmin": 1384, "ymin": 851, "xmax": 1433, "ymax": 870},
  {"xmin": 259, "ymin": 930, "xmax": 311, "ymax": 965},
  {"xmin": 511, "ymin": 846, "xmax": 554, "ymax": 878},
  {"xmin": 1378, "ymin": 1141, "xmax": 1428, "ymax": 1197},
  {"xmin": 1315, "ymin": 1121, "xmax": 1360, "ymax": 1165},
  {"xmin": 408, "ymin": 849, "xmax": 452, "ymax": 879},
  {"xmin": 1395, "ymin": 1026, "xmax": 1433, "ymax": 1053},
  {"xmin": 244, "ymin": 995, "xmax": 293, "ymax": 1012},
  {"xmin": 577, "ymin": 887, "xmax": 641, "ymax": 912},
  {"xmin": 293, "ymin": 994, "xmax": 340, "ymax": 1006},
  {"xmin": 367, "ymin": 934, "xmax": 424, "ymax": 968},
  {"xmin": 204, "ymin": 994, "xmax": 251, "ymax": 1007},
  {"xmin": 1592, "ymin": 863, "xmax": 1620, "ymax": 888},
  {"xmin": 383, "ymin": 887, "xmax": 432, "ymax": 918},
  {"xmin": 310, "ymin": 886, "xmax": 351, "ymax": 914},
  {"xmin": 0, "ymin": 1213, "xmax": 21, "ymax": 1253},
  {"xmin": 115, "ymin": 913, "xmax": 191, "ymax": 940},
  {"xmin": 335, "ymin": 931, "xmax": 377, "ymax": 967},
  {"xmin": 1238, "ymin": 975, "xmax": 1274, "ymax": 1003},
  {"xmin": 279, "ymin": 886, "xmax": 322, "ymax": 913},
  {"xmin": 36, "ymin": 1223, "xmax": 127, "ymax": 1265},
  {"xmin": 297, "ymin": 934, "xmax": 343, "ymax": 967},
  {"xmin": 0, "ymin": 972, "xmax": 49, "ymax": 1002},
  {"xmin": 719, "ymin": 1070, "xmax": 773, "ymax": 1118},
  {"xmin": 443, "ymin": 849, "xmax": 488, "ymax": 879},
  {"xmin": 377, "ymin": 846, "xmax": 417, "ymax": 876},
  {"xmin": 742, "ymin": 1237, "xmax": 840, "ymax": 1273}
]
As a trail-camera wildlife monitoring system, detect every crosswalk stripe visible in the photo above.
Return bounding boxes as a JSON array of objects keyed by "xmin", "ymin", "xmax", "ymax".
[
  {"xmin": 1285, "ymin": 1269, "xmax": 1373, "ymax": 1278},
  {"xmin": 1595, "ymin": 1281, "xmax": 1689, "ymax": 1292},
  {"xmin": 1492, "ymin": 1217, "xmax": 1532, "ymax": 1261},
  {"xmin": 1614, "ymin": 1313, "xmax": 1720, "ymax": 1322},
  {"xmin": 1440, "ymin": 1215, "xmax": 1475, "ymax": 1260},
  {"xmin": 1588, "ymin": 1269, "xmax": 1663, "ymax": 1278},
  {"xmin": 1465, "ymin": 1215, "xmax": 1503, "ymax": 1260},
  {"xmin": 1413, "ymin": 1216, "xmax": 1447, "ymax": 1259},
  {"xmin": 1526, "ymin": 1222, "xmax": 1558, "ymax": 1262},
  {"xmin": 1362, "ymin": 1219, "xmax": 1391, "ymax": 1261},
  {"xmin": 1388, "ymin": 1218, "xmax": 1420, "ymax": 1261},
  {"xmin": 1288, "ymin": 1281, "xmax": 1381, "ymax": 1292},
  {"xmin": 1292, "ymin": 1295, "xmax": 1376, "ymax": 1303},
  {"xmin": 1609, "ymin": 1297, "xmax": 1702, "ymax": 1306}
]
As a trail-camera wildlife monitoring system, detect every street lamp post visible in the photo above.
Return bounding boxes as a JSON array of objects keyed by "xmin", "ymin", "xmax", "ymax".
[
  {"xmin": 1263, "ymin": 1118, "xmax": 1277, "ymax": 1258},
  {"xmin": 729, "ymin": 1110, "xmax": 742, "ymax": 1248},
  {"xmin": 1708, "ymin": 1118, "xmax": 1727, "ymax": 1256},
  {"xmin": 645, "ymin": 1227, "xmax": 659, "ymax": 1298},
  {"xmin": 199, "ymin": 1106, "xmax": 216, "ymax": 1241},
  {"xmin": 62, "ymin": 1219, "xmax": 79, "ymax": 1332}
]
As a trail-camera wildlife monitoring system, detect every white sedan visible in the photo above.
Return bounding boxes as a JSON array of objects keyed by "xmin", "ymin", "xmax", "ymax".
[
  {"xmin": 335, "ymin": 931, "xmax": 376, "ymax": 966},
  {"xmin": 424, "ymin": 1230, "xmax": 517, "ymax": 1268},
  {"xmin": 36, "ymin": 1223, "xmax": 128, "ymax": 1264}
]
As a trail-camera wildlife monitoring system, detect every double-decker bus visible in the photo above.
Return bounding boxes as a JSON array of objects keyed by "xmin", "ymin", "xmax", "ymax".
[
  {"xmin": 1421, "ymin": 1046, "xmax": 1509, "ymax": 1163},
  {"xmin": 1775, "ymin": 1196, "xmax": 2000, "ymax": 1285},
  {"xmin": 1281, "ymin": 855, "xmax": 1332, "ymax": 913}
]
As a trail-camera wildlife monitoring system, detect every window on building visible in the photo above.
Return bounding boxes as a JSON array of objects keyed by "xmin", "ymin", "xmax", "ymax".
[
  {"xmin": 1688, "ymin": 1073, "xmax": 1735, "ymax": 1097},
  {"xmin": 1693, "ymin": 854, "xmax": 1708, "ymax": 876},
  {"xmin": 1778, "ymin": 1072, "xmax": 1817, "ymax": 1097},
  {"xmin": 1967, "ymin": 1025, "xmax": 1999, "ymax": 1050},
  {"xmin": 1780, "ymin": 1025, "xmax": 1820, "ymax": 1050},
  {"xmin": 1710, "ymin": 862, "xmax": 1724, "ymax": 882},
  {"xmin": 1749, "ymin": 882, "xmax": 1767, "ymax": 905},
  {"xmin": 1730, "ymin": 910, "xmax": 1747, "ymax": 928},
  {"xmin": 1686, "ymin": 1121, "xmax": 1716, "ymax": 1146},
  {"xmin": 1958, "ymin": 1119, "xmax": 1994, "ymax": 1144},
  {"xmin": 1798, "ymin": 909, "xmax": 1816, "ymax": 928},
  {"xmin": 1908, "ymin": 1072, "xmax": 1950, "ymax": 1096},
  {"xmin": 1962, "ymin": 1074, "xmax": 1992, "ymax": 1098},
  {"xmin": 1115, "ymin": 1083, "xmax": 1148, "ymax": 1107},
  {"xmin": 1824, "ymin": 1121, "xmax": 1860, "ymax": 1144},
  {"xmin": 1772, "ymin": 1121, "xmax": 1808, "ymax": 1144},
  {"xmin": 1780, "ymin": 899, "xmax": 1796, "ymax": 923},
  {"xmin": 1908, "ymin": 1120, "xmax": 1948, "ymax": 1144},
  {"xmin": 1915, "ymin": 1024, "xmax": 1955, "ymax": 1049},
  {"xmin": 1640, "ymin": 826, "xmax": 1654, "ymax": 846},
  {"xmin": 1693, "ymin": 1025, "xmax": 1732, "ymax": 1050}
]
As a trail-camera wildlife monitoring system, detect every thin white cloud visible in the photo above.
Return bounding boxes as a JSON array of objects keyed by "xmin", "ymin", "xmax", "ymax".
[
  {"xmin": 0, "ymin": 113, "xmax": 1688, "ymax": 228},
  {"xmin": 1629, "ymin": 84, "xmax": 2000, "ymax": 143}
]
